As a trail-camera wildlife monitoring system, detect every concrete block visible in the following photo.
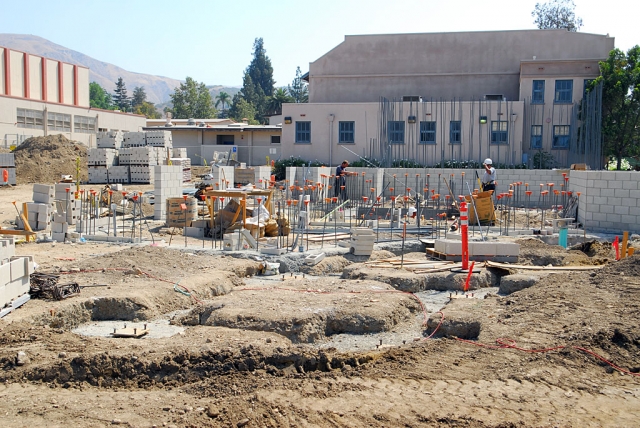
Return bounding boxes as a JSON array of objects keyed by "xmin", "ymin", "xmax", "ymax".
[
  {"xmin": 614, "ymin": 188, "xmax": 630, "ymax": 198},
  {"xmin": 33, "ymin": 184, "xmax": 54, "ymax": 194},
  {"xmin": 33, "ymin": 192, "xmax": 54, "ymax": 204},
  {"xmin": 0, "ymin": 262, "xmax": 10, "ymax": 287},
  {"xmin": 499, "ymin": 243, "xmax": 520, "ymax": 257},
  {"xmin": 614, "ymin": 205, "xmax": 629, "ymax": 215},
  {"xmin": 469, "ymin": 242, "xmax": 496, "ymax": 256},
  {"xmin": 51, "ymin": 232, "xmax": 66, "ymax": 242},
  {"xmin": 304, "ymin": 252, "xmax": 326, "ymax": 265},
  {"xmin": 9, "ymin": 257, "xmax": 26, "ymax": 282}
]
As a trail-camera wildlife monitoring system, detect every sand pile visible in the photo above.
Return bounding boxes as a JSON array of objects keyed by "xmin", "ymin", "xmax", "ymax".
[{"xmin": 13, "ymin": 134, "xmax": 88, "ymax": 185}]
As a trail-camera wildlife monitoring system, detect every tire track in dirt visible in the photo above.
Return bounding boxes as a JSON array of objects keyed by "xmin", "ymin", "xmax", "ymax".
[{"xmin": 254, "ymin": 374, "xmax": 640, "ymax": 426}]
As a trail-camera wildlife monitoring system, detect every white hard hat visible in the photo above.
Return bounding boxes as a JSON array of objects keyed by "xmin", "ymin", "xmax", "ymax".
[{"xmin": 484, "ymin": 158, "xmax": 492, "ymax": 165}]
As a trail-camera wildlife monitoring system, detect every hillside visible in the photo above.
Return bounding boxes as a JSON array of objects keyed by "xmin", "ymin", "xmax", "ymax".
[{"xmin": 0, "ymin": 34, "xmax": 240, "ymax": 106}]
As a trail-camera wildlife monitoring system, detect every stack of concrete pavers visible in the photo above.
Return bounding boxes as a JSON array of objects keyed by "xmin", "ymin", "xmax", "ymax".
[
  {"xmin": 0, "ymin": 153, "xmax": 17, "ymax": 185},
  {"xmin": 0, "ymin": 238, "xmax": 35, "ymax": 318},
  {"xmin": 350, "ymin": 227, "xmax": 375, "ymax": 256},
  {"xmin": 97, "ymin": 131, "xmax": 124, "ymax": 149}
]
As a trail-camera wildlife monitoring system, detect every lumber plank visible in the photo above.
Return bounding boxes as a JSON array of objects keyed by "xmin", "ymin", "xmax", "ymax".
[{"xmin": 485, "ymin": 261, "xmax": 604, "ymax": 271}]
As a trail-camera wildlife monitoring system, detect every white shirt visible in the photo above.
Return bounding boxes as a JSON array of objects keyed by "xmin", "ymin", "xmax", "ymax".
[{"xmin": 482, "ymin": 167, "xmax": 496, "ymax": 184}]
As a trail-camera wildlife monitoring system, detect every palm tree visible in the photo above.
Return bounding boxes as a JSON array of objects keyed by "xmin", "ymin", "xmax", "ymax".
[
  {"xmin": 215, "ymin": 92, "xmax": 231, "ymax": 111},
  {"xmin": 267, "ymin": 88, "xmax": 294, "ymax": 115}
]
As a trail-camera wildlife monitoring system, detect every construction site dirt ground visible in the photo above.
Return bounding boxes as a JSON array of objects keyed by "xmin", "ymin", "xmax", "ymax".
[{"xmin": 1, "ymin": 184, "xmax": 640, "ymax": 427}]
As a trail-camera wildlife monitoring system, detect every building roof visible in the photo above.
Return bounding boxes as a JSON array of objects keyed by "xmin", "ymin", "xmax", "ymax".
[{"xmin": 143, "ymin": 123, "xmax": 281, "ymax": 132}]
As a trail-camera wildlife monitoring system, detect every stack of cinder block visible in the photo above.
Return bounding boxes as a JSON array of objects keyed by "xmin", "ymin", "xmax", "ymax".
[
  {"xmin": 153, "ymin": 165, "xmax": 183, "ymax": 221},
  {"xmin": 170, "ymin": 158, "xmax": 191, "ymax": 183},
  {"xmin": 91, "ymin": 131, "xmax": 124, "ymax": 184},
  {"xmin": 50, "ymin": 183, "xmax": 80, "ymax": 242},
  {"xmin": 16, "ymin": 184, "xmax": 55, "ymax": 231},
  {"xmin": 0, "ymin": 153, "xmax": 17, "ymax": 185},
  {"xmin": 350, "ymin": 227, "xmax": 375, "ymax": 256},
  {"xmin": 89, "ymin": 131, "xmax": 175, "ymax": 184},
  {"xmin": 172, "ymin": 148, "xmax": 187, "ymax": 158},
  {"xmin": 123, "ymin": 132, "xmax": 147, "ymax": 148},
  {"xmin": 146, "ymin": 130, "xmax": 173, "ymax": 148},
  {"xmin": 0, "ymin": 238, "xmax": 35, "ymax": 317}
]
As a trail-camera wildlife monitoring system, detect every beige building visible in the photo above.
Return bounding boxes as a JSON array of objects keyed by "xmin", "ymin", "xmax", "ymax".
[
  {"xmin": 143, "ymin": 122, "xmax": 282, "ymax": 166},
  {"xmin": 278, "ymin": 29, "xmax": 614, "ymax": 168},
  {"xmin": 1, "ymin": 46, "xmax": 146, "ymax": 148}
]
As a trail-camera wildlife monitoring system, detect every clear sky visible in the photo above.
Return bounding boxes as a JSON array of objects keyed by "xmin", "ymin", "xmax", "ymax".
[{"xmin": 1, "ymin": 0, "xmax": 637, "ymax": 87}]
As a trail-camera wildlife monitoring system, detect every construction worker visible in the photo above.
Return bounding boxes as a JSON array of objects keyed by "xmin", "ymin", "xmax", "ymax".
[
  {"xmin": 334, "ymin": 160, "xmax": 356, "ymax": 200},
  {"xmin": 482, "ymin": 158, "xmax": 496, "ymax": 192}
]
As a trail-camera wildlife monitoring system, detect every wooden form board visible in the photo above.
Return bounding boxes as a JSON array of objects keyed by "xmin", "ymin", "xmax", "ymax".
[
  {"xmin": 305, "ymin": 233, "xmax": 351, "ymax": 242},
  {"xmin": 485, "ymin": 261, "xmax": 604, "ymax": 271},
  {"xmin": 111, "ymin": 327, "xmax": 150, "ymax": 338}
]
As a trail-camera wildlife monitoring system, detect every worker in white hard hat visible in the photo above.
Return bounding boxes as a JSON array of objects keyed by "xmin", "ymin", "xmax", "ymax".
[{"xmin": 482, "ymin": 158, "xmax": 496, "ymax": 192}]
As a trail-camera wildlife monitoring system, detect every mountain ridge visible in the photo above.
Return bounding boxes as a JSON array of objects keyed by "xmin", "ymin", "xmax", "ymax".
[{"xmin": 0, "ymin": 34, "xmax": 240, "ymax": 105}]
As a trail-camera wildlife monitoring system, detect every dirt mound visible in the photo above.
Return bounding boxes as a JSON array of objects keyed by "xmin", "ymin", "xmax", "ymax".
[
  {"xmin": 13, "ymin": 134, "xmax": 88, "ymax": 184},
  {"xmin": 516, "ymin": 237, "xmax": 606, "ymax": 266}
]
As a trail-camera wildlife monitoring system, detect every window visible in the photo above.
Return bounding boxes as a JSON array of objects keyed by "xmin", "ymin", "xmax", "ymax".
[
  {"xmin": 554, "ymin": 80, "xmax": 573, "ymax": 103},
  {"xmin": 583, "ymin": 79, "xmax": 595, "ymax": 98},
  {"xmin": 491, "ymin": 121, "xmax": 508, "ymax": 144},
  {"xmin": 531, "ymin": 125, "xmax": 543, "ymax": 149},
  {"xmin": 553, "ymin": 125, "xmax": 570, "ymax": 148},
  {"xmin": 295, "ymin": 121, "xmax": 311, "ymax": 143},
  {"xmin": 449, "ymin": 121, "xmax": 461, "ymax": 144},
  {"xmin": 338, "ymin": 121, "xmax": 355, "ymax": 144},
  {"xmin": 419, "ymin": 121, "xmax": 436, "ymax": 144},
  {"xmin": 388, "ymin": 121, "xmax": 405, "ymax": 144},
  {"xmin": 16, "ymin": 108, "xmax": 44, "ymax": 129},
  {"xmin": 532, "ymin": 80, "xmax": 545, "ymax": 104},
  {"xmin": 74, "ymin": 115, "xmax": 96, "ymax": 134},
  {"xmin": 47, "ymin": 112, "xmax": 71, "ymax": 132},
  {"xmin": 270, "ymin": 135, "xmax": 281, "ymax": 144}
]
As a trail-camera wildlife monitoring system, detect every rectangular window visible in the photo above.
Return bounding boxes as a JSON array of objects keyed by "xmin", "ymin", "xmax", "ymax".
[
  {"xmin": 449, "ymin": 121, "xmax": 461, "ymax": 144},
  {"xmin": 531, "ymin": 125, "xmax": 543, "ymax": 149},
  {"xmin": 491, "ymin": 121, "xmax": 508, "ymax": 144},
  {"xmin": 532, "ymin": 80, "xmax": 545, "ymax": 104},
  {"xmin": 338, "ymin": 121, "xmax": 355, "ymax": 144},
  {"xmin": 554, "ymin": 80, "xmax": 573, "ymax": 103},
  {"xmin": 73, "ymin": 115, "xmax": 96, "ymax": 134},
  {"xmin": 553, "ymin": 125, "xmax": 570, "ymax": 149},
  {"xmin": 295, "ymin": 121, "xmax": 311, "ymax": 143},
  {"xmin": 419, "ymin": 121, "xmax": 436, "ymax": 144},
  {"xmin": 388, "ymin": 121, "xmax": 405, "ymax": 144},
  {"xmin": 270, "ymin": 135, "xmax": 281, "ymax": 144},
  {"xmin": 47, "ymin": 112, "xmax": 71, "ymax": 132},
  {"xmin": 16, "ymin": 108, "xmax": 44, "ymax": 129}
]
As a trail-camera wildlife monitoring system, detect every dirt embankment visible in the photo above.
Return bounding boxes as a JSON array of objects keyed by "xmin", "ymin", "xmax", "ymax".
[{"xmin": 13, "ymin": 134, "xmax": 88, "ymax": 185}]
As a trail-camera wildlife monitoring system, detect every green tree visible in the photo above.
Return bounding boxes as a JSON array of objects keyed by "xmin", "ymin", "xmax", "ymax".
[
  {"xmin": 89, "ymin": 82, "xmax": 114, "ymax": 110},
  {"xmin": 267, "ymin": 88, "xmax": 294, "ymax": 115},
  {"xmin": 239, "ymin": 37, "xmax": 275, "ymax": 123},
  {"xmin": 169, "ymin": 76, "xmax": 217, "ymax": 119},
  {"xmin": 134, "ymin": 101, "xmax": 162, "ymax": 119},
  {"xmin": 215, "ymin": 91, "xmax": 231, "ymax": 111},
  {"xmin": 113, "ymin": 77, "xmax": 130, "ymax": 111},
  {"xmin": 592, "ymin": 46, "xmax": 640, "ymax": 170},
  {"xmin": 288, "ymin": 66, "xmax": 309, "ymax": 103},
  {"xmin": 228, "ymin": 94, "xmax": 258, "ymax": 124},
  {"xmin": 532, "ymin": 0, "xmax": 583, "ymax": 32},
  {"xmin": 132, "ymin": 86, "xmax": 147, "ymax": 109}
]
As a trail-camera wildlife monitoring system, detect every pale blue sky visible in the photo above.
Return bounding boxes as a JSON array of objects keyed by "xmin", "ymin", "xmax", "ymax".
[{"xmin": 1, "ymin": 0, "xmax": 637, "ymax": 87}]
